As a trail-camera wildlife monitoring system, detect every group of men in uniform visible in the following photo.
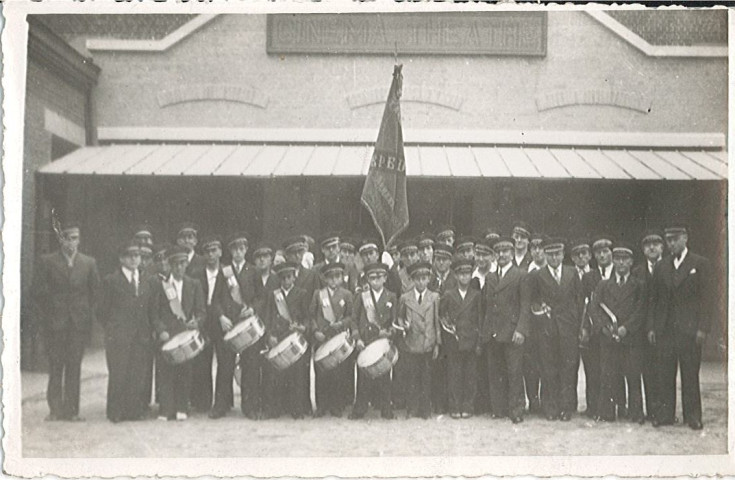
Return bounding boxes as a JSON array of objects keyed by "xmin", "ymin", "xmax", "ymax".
[{"xmin": 32, "ymin": 219, "xmax": 713, "ymax": 430}]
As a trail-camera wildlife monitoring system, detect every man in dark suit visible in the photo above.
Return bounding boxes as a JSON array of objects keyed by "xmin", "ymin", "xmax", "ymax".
[
  {"xmin": 151, "ymin": 245, "xmax": 206, "ymax": 421},
  {"xmin": 263, "ymin": 261, "xmax": 311, "ymax": 419},
  {"xmin": 176, "ymin": 222, "xmax": 206, "ymax": 279},
  {"xmin": 481, "ymin": 237, "xmax": 531, "ymax": 424},
  {"xmin": 99, "ymin": 241, "xmax": 152, "ymax": 423},
  {"xmin": 33, "ymin": 221, "xmax": 100, "ymax": 422},
  {"xmin": 192, "ymin": 235, "xmax": 237, "ymax": 419},
  {"xmin": 283, "ymin": 236, "xmax": 320, "ymax": 300},
  {"xmin": 310, "ymin": 262, "xmax": 355, "ymax": 417},
  {"xmin": 313, "ymin": 232, "xmax": 342, "ymax": 282},
  {"xmin": 523, "ymin": 232, "xmax": 546, "ymax": 415},
  {"xmin": 351, "ymin": 262, "xmax": 398, "ymax": 420},
  {"xmin": 631, "ymin": 229, "xmax": 665, "ymax": 421},
  {"xmin": 512, "ymin": 222, "xmax": 533, "ymax": 270},
  {"xmin": 527, "ymin": 238, "xmax": 584, "ymax": 421},
  {"xmin": 428, "ymin": 243, "xmax": 456, "ymax": 414},
  {"xmin": 579, "ymin": 235, "xmax": 615, "ymax": 419},
  {"xmin": 649, "ymin": 224, "xmax": 713, "ymax": 430},
  {"xmin": 471, "ymin": 239, "xmax": 495, "ymax": 415},
  {"xmin": 439, "ymin": 258, "xmax": 481, "ymax": 419},
  {"xmin": 589, "ymin": 243, "xmax": 647, "ymax": 423}
]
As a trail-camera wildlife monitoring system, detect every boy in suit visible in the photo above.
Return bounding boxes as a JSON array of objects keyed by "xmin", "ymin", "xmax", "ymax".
[
  {"xmin": 99, "ymin": 241, "xmax": 151, "ymax": 423},
  {"xmin": 350, "ymin": 263, "xmax": 398, "ymax": 420},
  {"xmin": 649, "ymin": 224, "xmax": 713, "ymax": 430},
  {"xmin": 632, "ymin": 229, "xmax": 665, "ymax": 422},
  {"xmin": 440, "ymin": 258, "xmax": 482, "ymax": 419},
  {"xmin": 33, "ymin": 220, "xmax": 100, "ymax": 422},
  {"xmin": 263, "ymin": 261, "xmax": 311, "ymax": 419},
  {"xmin": 589, "ymin": 243, "xmax": 646, "ymax": 423},
  {"xmin": 527, "ymin": 238, "xmax": 584, "ymax": 421},
  {"xmin": 311, "ymin": 262, "xmax": 355, "ymax": 417},
  {"xmin": 397, "ymin": 262, "xmax": 440, "ymax": 419},
  {"xmin": 429, "ymin": 243, "xmax": 455, "ymax": 414},
  {"xmin": 481, "ymin": 237, "xmax": 530, "ymax": 424},
  {"xmin": 151, "ymin": 245, "xmax": 206, "ymax": 421}
]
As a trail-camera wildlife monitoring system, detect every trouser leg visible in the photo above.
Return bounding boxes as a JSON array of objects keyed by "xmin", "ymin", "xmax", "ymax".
[
  {"xmin": 676, "ymin": 332, "xmax": 702, "ymax": 424},
  {"xmin": 625, "ymin": 344, "xmax": 644, "ymax": 421},
  {"xmin": 559, "ymin": 328, "xmax": 580, "ymax": 414},
  {"xmin": 212, "ymin": 337, "xmax": 235, "ymax": 411},
  {"xmin": 538, "ymin": 321, "xmax": 560, "ymax": 417},
  {"xmin": 598, "ymin": 338, "xmax": 618, "ymax": 421},
  {"xmin": 655, "ymin": 336, "xmax": 678, "ymax": 423},
  {"xmin": 507, "ymin": 341, "xmax": 526, "ymax": 418},
  {"xmin": 581, "ymin": 335, "xmax": 601, "ymax": 416},
  {"xmin": 63, "ymin": 331, "xmax": 85, "ymax": 418},
  {"xmin": 188, "ymin": 343, "xmax": 213, "ymax": 411},
  {"xmin": 45, "ymin": 330, "xmax": 66, "ymax": 417},
  {"xmin": 486, "ymin": 340, "xmax": 508, "ymax": 417},
  {"xmin": 447, "ymin": 351, "xmax": 462, "ymax": 413},
  {"xmin": 462, "ymin": 350, "xmax": 478, "ymax": 414}
]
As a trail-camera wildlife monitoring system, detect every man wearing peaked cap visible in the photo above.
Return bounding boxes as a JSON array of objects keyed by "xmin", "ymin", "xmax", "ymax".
[
  {"xmin": 189, "ymin": 235, "xmax": 230, "ymax": 417},
  {"xmin": 311, "ymin": 261, "xmax": 355, "ymax": 418},
  {"xmin": 133, "ymin": 223, "xmax": 154, "ymax": 248},
  {"xmin": 281, "ymin": 236, "xmax": 319, "ymax": 301},
  {"xmin": 439, "ymin": 257, "xmax": 481, "ymax": 419},
  {"xmin": 649, "ymin": 223, "xmax": 713, "ymax": 430},
  {"xmin": 352, "ymin": 238, "xmax": 381, "ymax": 294},
  {"xmin": 631, "ymin": 229, "xmax": 664, "ymax": 422},
  {"xmin": 350, "ymin": 262, "xmax": 398, "ymax": 420},
  {"xmin": 175, "ymin": 222, "xmax": 206, "ymax": 279},
  {"xmin": 589, "ymin": 241, "xmax": 646, "ymax": 424},
  {"xmin": 397, "ymin": 261, "xmax": 440, "ymax": 419},
  {"xmin": 33, "ymin": 220, "xmax": 100, "ymax": 422},
  {"xmin": 512, "ymin": 221, "xmax": 533, "ymax": 271},
  {"xmin": 580, "ymin": 233, "xmax": 622, "ymax": 420},
  {"xmin": 314, "ymin": 232, "xmax": 341, "ymax": 273},
  {"xmin": 263, "ymin": 261, "xmax": 311, "ymax": 419},
  {"xmin": 471, "ymin": 239, "xmax": 497, "ymax": 292},
  {"xmin": 99, "ymin": 241, "xmax": 150, "ymax": 423},
  {"xmin": 428, "ymin": 242, "xmax": 456, "ymax": 414},
  {"xmin": 417, "ymin": 233, "xmax": 435, "ymax": 264},
  {"xmin": 235, "ymin": 242, "xmax": 277, "ymax": 419},
  {"xmin": 483, "ymin": 227, "xmax": 501, "ymax": 242},
  {"xmin": 455, "ymin": 236, "xmax": 476, "ymax": 261},
  {"xmin": 527, "ymin": 232, "xmax": 547, "ymax": 273},
  {"xmin": 570, "ymin": 238, "xmax": 592, "ymax": 282},
  {"xmin": 436, "ymin": 225, "xmax": 456, "ymax": 248},
  {"xmin": 480, "ymin": 235, "xmax": 530, "ymax": 424},
  {"xmin": 151, "ymin": 243, "xmax": 206, "ymax": 421},
  {"xmin": 527, "ymin": 236, "xmax": 584, "ymax": 422},
  {"xmin": 523, "ymin": 232, "xmax": 545, "ymax": 415}
]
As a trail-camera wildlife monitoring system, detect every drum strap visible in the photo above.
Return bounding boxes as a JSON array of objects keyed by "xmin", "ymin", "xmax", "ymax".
[
  {"xmin": 274, "ymin": 289, "xmax": 293, "ymax": 322},
  {"xmin": 163, "ymin": 279, "xmax": 186, "ymax": 322},
  {"xmin": 222, "ymin": 265, "xmax": 248, "ymax": 308},
  {"xmin": 319, "ymin": 288, "xmax": 337, "ymax": 325},
  {"xmin": 361, "ymin": 290, "xmax": 378, "ymax": 326}
]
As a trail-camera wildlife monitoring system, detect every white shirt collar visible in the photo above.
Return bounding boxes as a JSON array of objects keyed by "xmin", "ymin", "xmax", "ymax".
[
  {"xmin": 282, "ymin": 285, "xmax": 293, "ymax": 296},
  {"xmin": 371, "ymin": 287, "xmax": 384, "ymax": 300},
  {"xmin": 674, "ymin": 248, "xmax": 689, "ymax": 269},
  {"xmin": 206, "ymin": 266, "xmax": 219, "ymax": 279},
  {"xmin": 547, "ymin": 264, "xmax": 561, "ymax": 277},
  {"xmin": 415, "ymin": 288, "xmax": 426, "ymax": 302},
  {"xmin": 187, "ymin": 250, "xmax": 195, "ymax": 263},
  {"xmin": 599, "ymin": 264, "xmax": 613, "ymax": 279},
  {"xmin": 499, "ymin": 262, "xmax": 513, "ymax": 278},
  {"xmin": 233, "ymin": 260, "xmax": 245, "ymax": 273},
  {"xmin": 458, "ymin": 287, "xmax": 468, "ymax": 299},
  {"xmin": 616, "ymin": 272, "xmax": 629, "ymax": 284},
  {"xmin": 121, "ymin": 266, "xmax": 137, "ymax": 282}
]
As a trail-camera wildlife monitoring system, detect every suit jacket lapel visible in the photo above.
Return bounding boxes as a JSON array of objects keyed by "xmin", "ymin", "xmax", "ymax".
[
  {"xmin": 673, "ymin": 254, "xmax": 695, "ymax": 288},
  {"xmin": 496, "ymin": 266, "xmax": 518, "ymax": 292}
]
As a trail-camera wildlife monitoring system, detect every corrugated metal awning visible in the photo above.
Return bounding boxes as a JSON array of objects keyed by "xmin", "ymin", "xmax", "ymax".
[{"xmin": 39, "ymin": 144, "xmax": 728, "ymax": 180}]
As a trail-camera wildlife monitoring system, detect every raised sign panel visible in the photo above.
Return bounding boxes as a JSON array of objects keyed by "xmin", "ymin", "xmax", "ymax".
[{"xmin": 267, "ymin": 13, "xmax": 547, "ymax": 56}]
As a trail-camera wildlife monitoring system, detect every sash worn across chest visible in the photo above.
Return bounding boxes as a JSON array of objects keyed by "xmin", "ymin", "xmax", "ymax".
[
  {"xmin": 361, "ymin": 290, "xmax": 378, "ymax": 326},
  {"xmin": 163, "ymin": 278, "xmax": 186, "ymax": 322},
  {"xmin": 222, "ymin": 265, "xmax": 248, "ymax": 307},
  {"xmin": 274, "ymin": 289, "xmax": 292, "ymax": 322},
  {"xmin": 319, "ymin": 288, "xmax": 337, "ymax": 324}
]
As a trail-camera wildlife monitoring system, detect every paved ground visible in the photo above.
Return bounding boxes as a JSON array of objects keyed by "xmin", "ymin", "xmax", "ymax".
[{"xmin": 21, "ymin": 349, "xmax": 727, "ymax": 457}]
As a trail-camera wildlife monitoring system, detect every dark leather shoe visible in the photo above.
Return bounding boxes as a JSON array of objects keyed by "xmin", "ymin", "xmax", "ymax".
[
  {"xmin": 511, "ymin": 415, "xmax": 524, "ymax": 424},
  {"xmin": 560, "ymin": 411, "xmax": 572, "ymax": 422},
  {"xmin": 451, "ymin": 412, "xmax": 461, "ymax": 419},
  {"xmin": 688, "ymin": 420, "xmax": 704, "ymax": 430}
]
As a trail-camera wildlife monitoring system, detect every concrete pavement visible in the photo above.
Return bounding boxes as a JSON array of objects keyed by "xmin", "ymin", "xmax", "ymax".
[{"xmin": 21, "ymin": 349, "xmax": 727, "ymax": 457}]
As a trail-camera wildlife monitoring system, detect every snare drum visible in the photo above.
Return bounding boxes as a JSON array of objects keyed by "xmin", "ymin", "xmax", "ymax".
[
  {"xmin": 356, "ymin": 338, "xmax": 398, "ymax": 379},
  {"xmin": 161, "ymin": 330, "xmax": 207, "ymax": 365},
  {"xmin": 265, "ymin": 332, "xmax": 308, "ymax": 371},
  {"xmin": 224, "ymin": 315, "xmax": 265, "ymax": 354},
  {"xmin": 314, "ymin": 331, "xmax": 354, "ymax": 372}
]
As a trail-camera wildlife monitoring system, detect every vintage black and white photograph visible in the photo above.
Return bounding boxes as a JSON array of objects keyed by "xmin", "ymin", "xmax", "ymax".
[{"xmin": 2, "ymin": 2, "xmax": 731, "ymax": 477}]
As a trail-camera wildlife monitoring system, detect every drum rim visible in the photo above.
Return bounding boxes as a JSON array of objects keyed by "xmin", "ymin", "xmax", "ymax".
[
  {"xmin": 356, "ymin": 338, "xmax": 391, "ymax": 367},
  {"xmin": 314, "ymin": 331, "xmax": 350, "ymax": 360},
  {"xmin": 162, "ymin": 330, "xmax": 198, "ymax": 350}
]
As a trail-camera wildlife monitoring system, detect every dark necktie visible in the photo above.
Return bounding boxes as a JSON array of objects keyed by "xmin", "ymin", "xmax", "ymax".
[{"xmin": 418, "ymin": 292, "xmax": 423, "ymax": 305}]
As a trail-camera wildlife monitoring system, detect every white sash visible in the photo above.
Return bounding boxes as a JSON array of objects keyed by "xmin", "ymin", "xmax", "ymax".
[
  {"xmin": 319, "ymin": 288, "xmax": 337, "ymax": 325},
  {"xmin": 361, "ymin": 290, "xmax": 378, "ymax": 326},
  {"xmin": 274, "ymin": 289, "xmax": 292, "ymax": 322},
  {"xmin": 222, "ymin": 265, "xmax": 246, "ymax": 307},
  {"xmin": 163, "ymin": 279, "xmax": 186, "ymax": 322}
]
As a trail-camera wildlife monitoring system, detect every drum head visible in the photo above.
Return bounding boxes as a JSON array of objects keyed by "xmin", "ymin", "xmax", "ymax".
[
  {"xmin": 162, "ymin": 330, "xmax": 196, "ymax": 351},
  {"xmin": 314, "ymin": 332, "xmax": 347, "ymax": 361},
  {"xmin": 357, "ymin": 338, "xmax": 390, "ymax": 368},
  {"xmin": 223, "ymin": 321, "xmax": 248, "ymax": 341}
]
